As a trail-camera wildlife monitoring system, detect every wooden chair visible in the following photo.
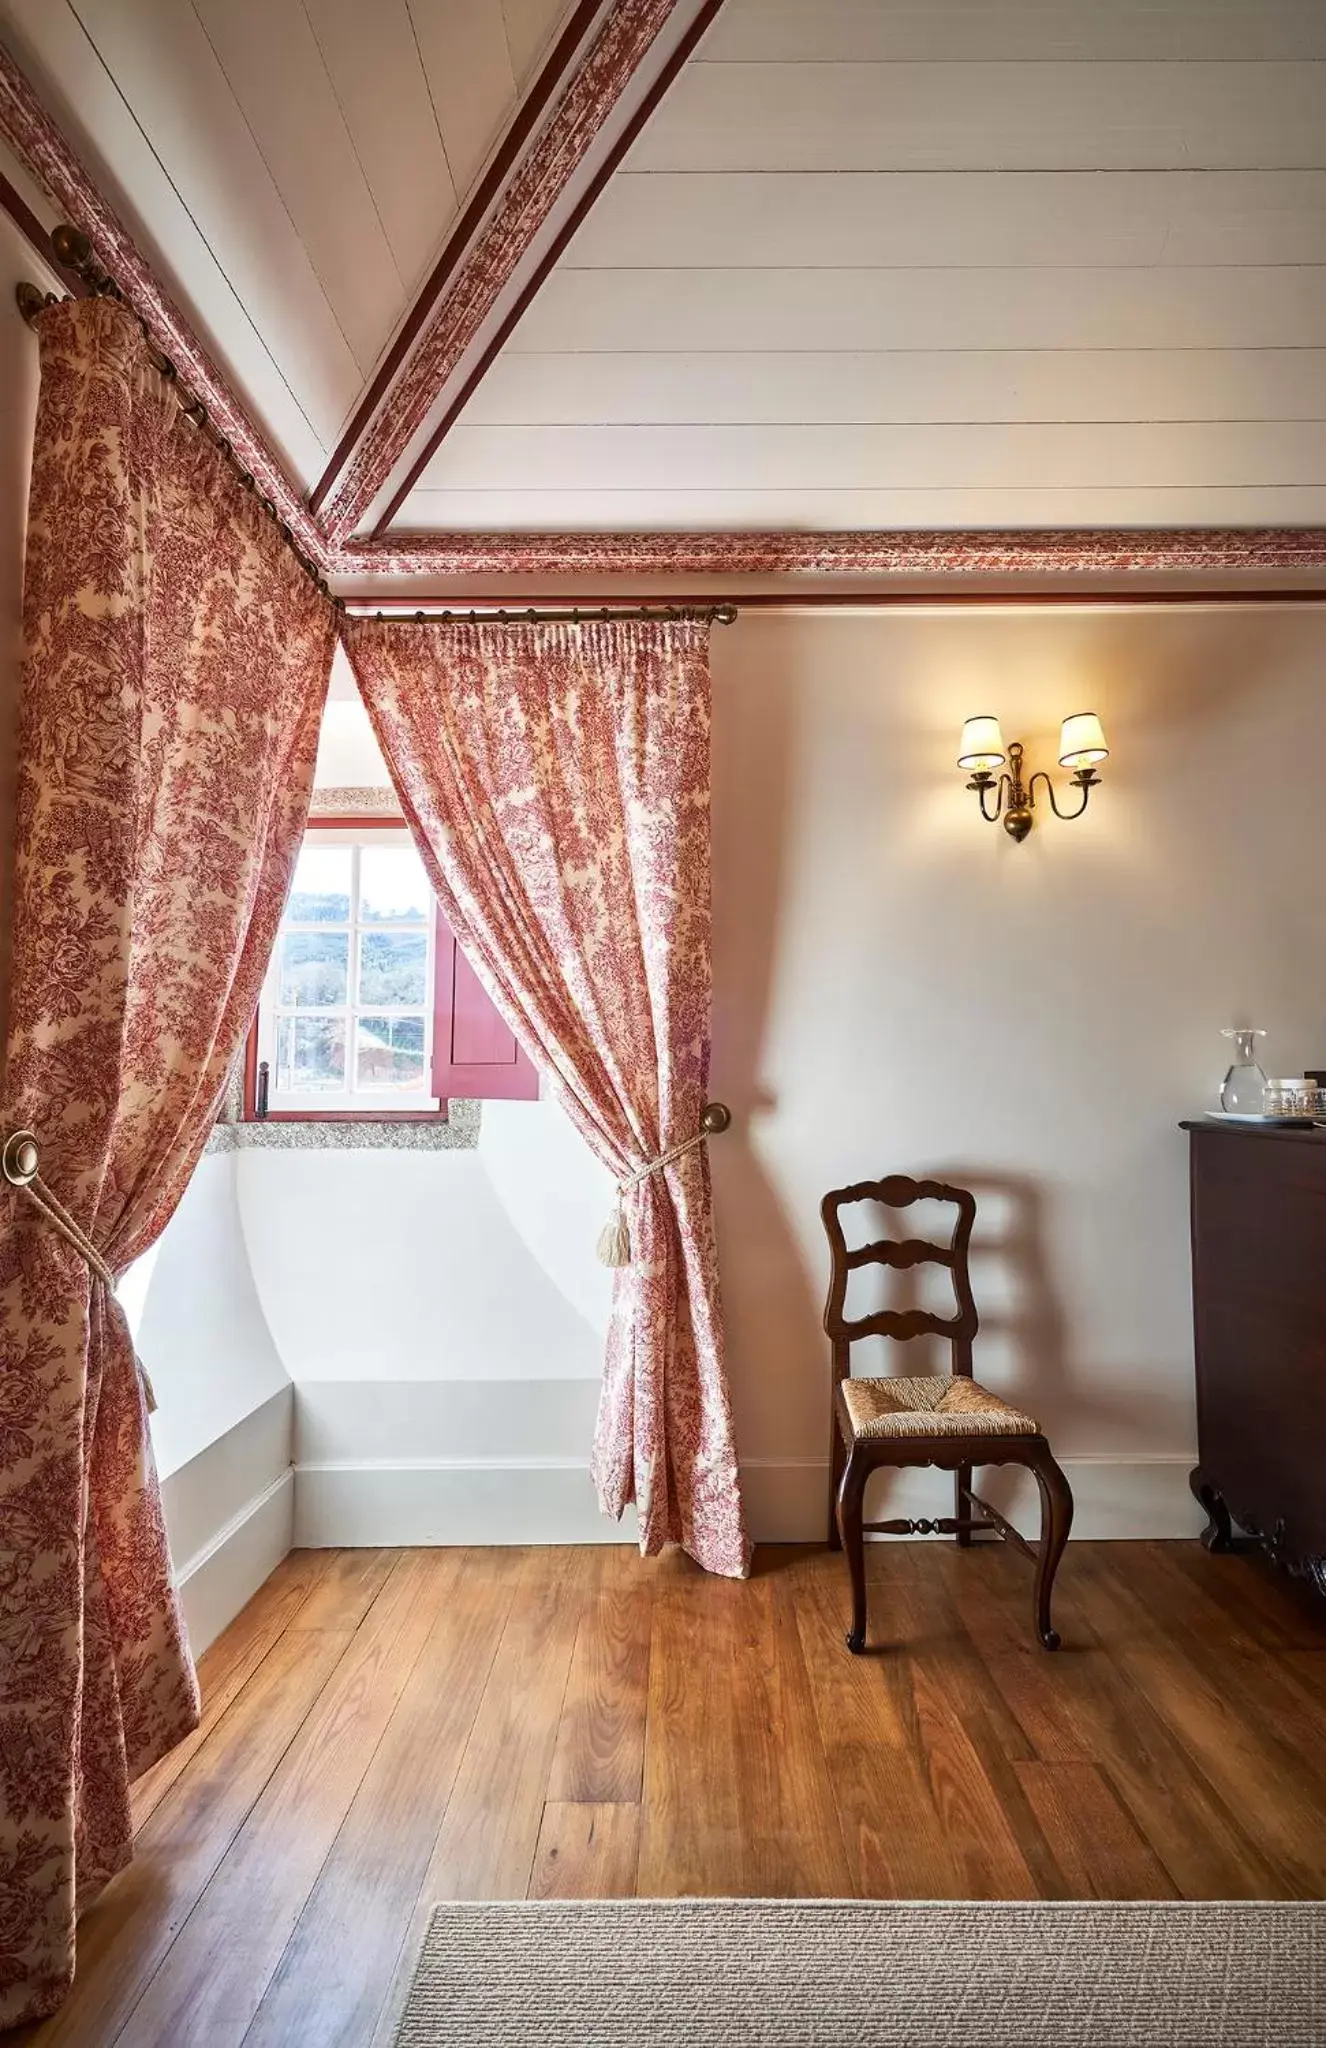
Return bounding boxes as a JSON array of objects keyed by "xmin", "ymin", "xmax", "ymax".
[{"xmin": 823, "ymin": 1174, "xmax": 1073, "ymax": 1654}]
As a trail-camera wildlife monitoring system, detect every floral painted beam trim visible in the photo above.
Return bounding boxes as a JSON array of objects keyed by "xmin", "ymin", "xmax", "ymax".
[
  {"xmin": 335, "ymin": 526, "xmax": 1326, "ymax": 578},
  {"xmin": 318, "ymin": 0, "xmax": 685, "ymax": 544},
  {"xmin": 0, "ymin": 42, "xmax": 327, "ymax": 568}
]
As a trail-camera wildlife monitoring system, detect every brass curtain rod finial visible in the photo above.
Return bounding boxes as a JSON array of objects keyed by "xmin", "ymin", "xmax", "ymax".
[
  {"xmin": 49, "ymin": 222, "xmax": 93, "ymax": 275},
  {"xmin": 50, "ymin": 223, "xmax": 117, "ymax": 300}
]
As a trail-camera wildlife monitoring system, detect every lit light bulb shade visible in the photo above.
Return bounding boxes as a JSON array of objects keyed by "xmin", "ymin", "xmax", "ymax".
[
  {"xmin": 1058, "ymin": 711, "xmax": 1108, "ymax": 769},
  {"xmin": 957, "ymin": 714, "xmax": 1006, "ymax": 771}
]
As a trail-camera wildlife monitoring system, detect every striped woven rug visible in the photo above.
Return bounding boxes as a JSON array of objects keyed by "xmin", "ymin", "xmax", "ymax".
[{"xmin": 393, "ymin": 1898, "xmax": 1323, "ymax": 2047}]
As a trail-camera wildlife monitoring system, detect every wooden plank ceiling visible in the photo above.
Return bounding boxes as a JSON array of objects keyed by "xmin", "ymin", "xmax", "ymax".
[
  {"xmin": 0, "ymin": 0, "xmax": 573, "ymax": 483},
  {"xmin": 399, "ymin": 0, "xmax": 1326, "ymax": 533},
  {"xmin": 1, "ymin": 0, "xmax": 1324, "ymax": 549}
]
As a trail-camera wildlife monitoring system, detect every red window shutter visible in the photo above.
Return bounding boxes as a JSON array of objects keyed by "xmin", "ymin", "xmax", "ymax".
[{"xmin": 431, "ymin": 906, "xmax": 539, "ymax": 1102}]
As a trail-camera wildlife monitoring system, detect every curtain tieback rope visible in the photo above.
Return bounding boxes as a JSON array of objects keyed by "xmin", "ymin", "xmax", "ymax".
[
  {"xmin": 2, "ymin": 1129, "xmax": 157, "ymax": 1412},
  {"xmin": 596, "ymin": 1103, "xmax": 731, "ymax": 1268}
]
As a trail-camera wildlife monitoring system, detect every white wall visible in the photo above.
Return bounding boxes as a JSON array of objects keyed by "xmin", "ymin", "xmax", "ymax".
[
  {"xmin": 710, "ymin": 604, "xmax": 1326, "ymax": 1533},
  {"xmin": 131, "ymin": 1152, "xmax": 295, "ymax": 1650},
  {"xmin": 136, "ymin": 1154, "xmax": 292, "ymax": 1476},
  {"xmin": 238, "ymin": 1120, "xmax": 612, "ymax": 1389},
  {"xmin": 236, "ymin": 1106, "xmax": 621, "ymax": 1547}
]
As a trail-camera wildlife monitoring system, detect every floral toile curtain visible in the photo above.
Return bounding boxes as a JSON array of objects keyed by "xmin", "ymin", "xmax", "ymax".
[
  {"xmin": 343, "ymin": 616, "xmax": 750, "ymax": 1581},
  {"xmin": 0, "ymin": 297, "xmax": 336, "ymax": 2026}
]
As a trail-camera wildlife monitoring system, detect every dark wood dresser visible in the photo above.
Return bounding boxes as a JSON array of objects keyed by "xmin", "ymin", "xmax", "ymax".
[{"xmin": 1183, "ymin": 1121, "xmax": 1326, "ymax": 1595}]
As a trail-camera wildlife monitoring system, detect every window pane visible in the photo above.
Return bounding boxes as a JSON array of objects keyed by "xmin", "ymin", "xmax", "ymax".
[
  {"xmin": 287, "ymin": 844, "xmax": 351, "ymax": 923},
  {"xmin": 358, "ymin": 929, "xmax": 427, "ymax": 1006},
  {"xmin": 356, "ymin": 1014, "xmax": 426, "ymax": 1092},
  {"xmin": 280, "ymin": 929, "xmax": 349, "ymax": 1006},
  {"xmin": 276, "ymin": 1016, "xmax": 346, "ymax": 1092},
  {"xmin": 360, "ymin": 844, "xmax": 431, "ymax": 923}
]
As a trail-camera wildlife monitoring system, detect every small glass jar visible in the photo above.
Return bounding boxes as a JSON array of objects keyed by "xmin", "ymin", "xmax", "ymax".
[{"xmin": 1263, "ymin": 1078, "xmax": 1326, "ymax": 1117}]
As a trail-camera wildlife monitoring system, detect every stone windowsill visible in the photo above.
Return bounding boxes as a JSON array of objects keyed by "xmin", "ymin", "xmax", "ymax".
[{"xmin": 207, "ymin": 1099, "xmax": 481, "ymax": 1153}]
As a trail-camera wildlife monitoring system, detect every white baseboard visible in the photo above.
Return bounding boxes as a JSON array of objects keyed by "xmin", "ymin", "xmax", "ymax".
[
  {"xmin": 294, "ymin": 1453, "xmax": 1202, "ymax": 1548},
  {"xmin": 174, "ymin": 1468, "xmax": 295, "ymax": 1655},
  {"xmin": 294, "ymin": 1458, "xmax": 640, "ymax": 1548}
]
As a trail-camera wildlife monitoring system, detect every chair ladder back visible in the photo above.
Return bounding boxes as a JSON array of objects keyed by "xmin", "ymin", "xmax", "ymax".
[{"xmin": 820, "ymin": 1173, "xmax": 979, "ymax": 1373}]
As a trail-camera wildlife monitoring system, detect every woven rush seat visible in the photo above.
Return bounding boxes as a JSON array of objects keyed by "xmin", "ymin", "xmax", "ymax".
[{"xmin": 840, "ymin": 1374, "xmax": 1039, "ymax": 1441}]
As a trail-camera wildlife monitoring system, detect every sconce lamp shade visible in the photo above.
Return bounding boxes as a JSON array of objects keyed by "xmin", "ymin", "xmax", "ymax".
[
  {"xmin": 957, "ymin": 715, "xmax": 1007, "ymax": 771},
  {"xmin": 1058, "ymin": 712, "xmax": 1109, "ymax": 769}
]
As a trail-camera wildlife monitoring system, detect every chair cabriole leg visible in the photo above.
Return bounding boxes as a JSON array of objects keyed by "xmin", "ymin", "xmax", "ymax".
[
  {"xmin": 837, "ymin": 1447, "xmax": 869, "ymax": 1652},
  {"xmin": 828, "ymin": 1409, "xmax": 846, "ymax": 1551},
  {"xmin": 1030, "ymin": 1442, "xmax": 1073, "ymax": 1650}
]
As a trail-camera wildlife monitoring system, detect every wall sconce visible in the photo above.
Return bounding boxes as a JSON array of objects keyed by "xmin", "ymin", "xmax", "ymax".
[{"xmin": 957, "ymin": 712, "xmax": 1108, "ymax": 842}]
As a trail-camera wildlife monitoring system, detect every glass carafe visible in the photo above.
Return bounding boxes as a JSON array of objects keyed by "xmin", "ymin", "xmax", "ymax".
[{"xmin": 1220, "ymin": 1027, "xmax": 1267, "ymax": 1113}]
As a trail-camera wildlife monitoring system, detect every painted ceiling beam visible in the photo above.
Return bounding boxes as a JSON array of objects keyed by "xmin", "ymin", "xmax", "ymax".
[
  {"xmin": 320, "ymin": 0, "xmax": 708, "ymax": 545},
  {"xmin": 364, "ymin": 0, "xmax": 731, "ymax": 540},
  {"xmin": 307, "ymin": 0, "xmax": 606, "ymax": 520},
  {"xmin": 336, "ymin": 528, "xmax": 1326, "ymax": 579}
]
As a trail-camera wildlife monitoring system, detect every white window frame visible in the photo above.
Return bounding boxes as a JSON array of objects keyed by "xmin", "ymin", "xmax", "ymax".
[{"xmin": 256, "ymin": 826, "xmax": 440, "ymax": 1116}]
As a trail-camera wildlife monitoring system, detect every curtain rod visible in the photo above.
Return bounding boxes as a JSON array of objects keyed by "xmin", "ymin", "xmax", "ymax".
[
  {"xmin": 345, "ymin": 588, "xmax": 1326, "ymax": 615},
  {"xmin": 16, "ymin": 225, "xmax": 342, "ymax": 612},
  {"xmin": 349, "ymin": 603, "xmax": 739, "ymax": 626}
]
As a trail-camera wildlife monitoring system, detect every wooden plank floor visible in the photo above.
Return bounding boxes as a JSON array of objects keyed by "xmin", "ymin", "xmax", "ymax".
[{"xmin": 19, "ymin": 1539, "xmax": 1326, "ymax": 2048}]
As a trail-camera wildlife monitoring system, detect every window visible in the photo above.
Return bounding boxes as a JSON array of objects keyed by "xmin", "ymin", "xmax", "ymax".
[{"xmin": 249, "ymin": 822, "xmax": 538, "ymax": 1118}]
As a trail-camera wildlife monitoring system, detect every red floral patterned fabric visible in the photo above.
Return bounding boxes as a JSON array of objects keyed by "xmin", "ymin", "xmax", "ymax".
[
  {"xmin": 344, "ymin": 617, "xmax": 750, "ymax": 1579},
  {"xmin": 0, "ymin": 298, "xmax": 335, "ymax": 2026}
]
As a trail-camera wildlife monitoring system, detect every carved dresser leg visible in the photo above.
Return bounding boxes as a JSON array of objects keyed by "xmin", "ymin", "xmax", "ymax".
[{"xmin": 1189, "ymin": 1466, "xmax": 1234, "ymax": 1553}]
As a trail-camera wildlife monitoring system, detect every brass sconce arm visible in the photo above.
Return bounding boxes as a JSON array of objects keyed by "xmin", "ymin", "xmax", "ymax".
[
  {"xmin": 966, "ymin": 769, "xmax": 1008, "ymax": 825},
  {"xmin": 1027, "ymin": 766, "xmax": 1101, "ymax": 823}
]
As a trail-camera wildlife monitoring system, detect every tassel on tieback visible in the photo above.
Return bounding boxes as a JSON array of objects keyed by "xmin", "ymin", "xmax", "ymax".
[
  {"xmin": 596, "ymin": 1195, "xmax": 632, "ymax": 1269},
  {"xmin": 594, "ymin": 1104, "xmax": 731, "ymax": 1268}
]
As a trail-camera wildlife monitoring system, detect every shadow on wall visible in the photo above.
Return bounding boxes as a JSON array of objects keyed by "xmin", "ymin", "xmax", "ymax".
[
  {"xmin": 925, "ymin": 1168, "xmax": 1147, "ymax": 1450},
  {"xmin": 710, "ymin": 648, "xmax": 828, "ymax": 1465},
  {"xmin": 705, "ymin": 607, "xmax": 1297, "ymax": 1483}
]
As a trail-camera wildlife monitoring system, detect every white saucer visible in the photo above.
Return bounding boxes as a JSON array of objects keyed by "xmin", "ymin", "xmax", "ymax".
[{"xmin": 1206, "ymin": 1109, "xmax": 1313, "ymax": 1124}]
